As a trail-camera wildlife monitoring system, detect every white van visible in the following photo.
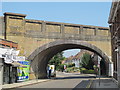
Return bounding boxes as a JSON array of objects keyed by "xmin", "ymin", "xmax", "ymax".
[{"xmin": 47, "ymin": 65, "xmax": 56, "ymax": 77}]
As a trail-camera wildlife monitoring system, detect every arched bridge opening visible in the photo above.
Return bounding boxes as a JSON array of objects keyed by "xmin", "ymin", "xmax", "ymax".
[{"xmin": 28, "ymin": 40, "xmax": 112, "ymax": 79}]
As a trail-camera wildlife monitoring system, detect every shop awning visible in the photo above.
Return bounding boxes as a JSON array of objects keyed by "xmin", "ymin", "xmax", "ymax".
[{"xmin": 10, "ymin": 61, "xmax": 27, "ymax": 68}]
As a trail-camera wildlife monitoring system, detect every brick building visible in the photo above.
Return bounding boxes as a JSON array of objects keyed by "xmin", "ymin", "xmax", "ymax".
[{"xmin": 108, "ymin": 0, "xmax": 120, "ymax": 86}]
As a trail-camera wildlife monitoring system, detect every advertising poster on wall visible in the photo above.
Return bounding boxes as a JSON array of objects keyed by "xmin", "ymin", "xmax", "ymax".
[{"xmin": 17, "ymin": 61, "xmax": 30, "ymax": 81}]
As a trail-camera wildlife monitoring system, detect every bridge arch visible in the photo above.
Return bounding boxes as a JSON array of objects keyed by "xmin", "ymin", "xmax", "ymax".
[{"xmin": 28, "ymin": 40, "xmax": 112, "ymax": 79}]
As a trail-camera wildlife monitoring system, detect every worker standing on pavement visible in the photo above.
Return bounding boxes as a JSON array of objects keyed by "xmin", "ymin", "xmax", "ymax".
[{"xmin": 48, "ymin": 68, "xmax": 51, "ymax": 79}]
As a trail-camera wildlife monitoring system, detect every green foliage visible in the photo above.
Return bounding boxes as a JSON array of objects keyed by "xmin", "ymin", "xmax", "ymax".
[
  {"xmin": 64, "ymin": 63, "xmax": 79, "ymax": 73},
  {"xmin": 48, "ymin": 52, "xmax": 66, "ymax": 71},
  {"xmin": 87, "ymin": 70, "xmax": 96, "ymax": 74},
  {"xmin": 57, "ymin": 64, "xmax": 65, "ymax": 72},
  {"xmin": 80, "ymin": 68, "xmax": 87, "ymax": 73},
  {"xmin": 65, "ymin": 68, "xmax": 72, "ymax": 73},
  {"xmin": 81, "ymin": 53, "xmax": 94, "ymax": 70},
  {"xmin": 65, "ymin": 67, "xmax": 80, "ymax": 73},
  {"xmin": 80, "ymin": 68, "xmax": 87, "ymax": 71},
  {"xmin": 80, "ymin": 68, "xmax": 95, "ymax": 74},
  {"xmin": 67, "ymin": 63, "xmax": 75, "ymax": 68},
  {"xmin": 74, "ymin": 67, "xmax": 79, "ymax": 69}
]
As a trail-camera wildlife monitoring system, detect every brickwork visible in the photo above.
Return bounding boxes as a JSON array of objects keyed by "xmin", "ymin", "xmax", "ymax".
[
  {"xmin": 1, "ymin": 12, "xmax": 111, "ymax": 59},
  {"xmin": 0, "ymin": 17, "xmax": 4, "ymax": 39}
]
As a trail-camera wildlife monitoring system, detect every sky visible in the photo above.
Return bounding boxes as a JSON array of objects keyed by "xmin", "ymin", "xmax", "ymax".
[
  {"xmin": 1, "ymin": 2, "xmax": 112, "ymax": 57},
  {"xmin": 2, "ymin": 2, "xmax": 111, "ymax": 27}
]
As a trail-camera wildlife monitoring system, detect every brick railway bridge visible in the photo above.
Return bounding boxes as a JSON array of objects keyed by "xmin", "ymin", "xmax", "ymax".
[{"xmin": 0, "ymin": 12, "xmax": 112, "ymax": 79}]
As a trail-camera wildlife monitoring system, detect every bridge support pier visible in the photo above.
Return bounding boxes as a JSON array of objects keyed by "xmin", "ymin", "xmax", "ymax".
[
  {"xmin": 29, "ymin": 69, "xmax": 48, "ymax": 79},
  {"xmin": 37, "ymin": 64, "xmax": 48, "ymax": 79},
  {"xmin": 38, "ymin": 73, "xmax": 48, "ymax": 79}
]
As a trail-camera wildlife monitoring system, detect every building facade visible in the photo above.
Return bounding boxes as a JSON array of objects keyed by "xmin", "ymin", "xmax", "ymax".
[
  {"xmin": 0, "ymin": 38, "xmax": 27, "ymax": 84},
  {"xmin": 108, "ymin": 0, "xmax": 120, "ymax": 87},
  {"xmin": 0, "ymin": 38, "xmax": 18, "ymax": 84},
  {"xmin": 62, "ymin": 50, "xmax": 94, "ymax": 68}
]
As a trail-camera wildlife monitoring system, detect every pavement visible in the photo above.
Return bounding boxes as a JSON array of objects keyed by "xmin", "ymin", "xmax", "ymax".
[
  {"xmin": 91, "ymin": 77, "xmax": 119, "ymax": 89},
  {"xmin": 1, "ymin": 72, "xmax": 65, "ymax": 89},
  {"xmin": 2, "ymin": 79, "xmax": 51, "ymax": 89}
]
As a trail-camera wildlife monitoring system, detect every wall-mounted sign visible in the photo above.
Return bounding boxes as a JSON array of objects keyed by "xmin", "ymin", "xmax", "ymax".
[
  {"xmin": 12, "ymin": 56, "xmax": 25, "ymax": 61},
  {"xmin": 11, "ymin": 50, "xmax": 20, "ymax": 55},
  {"xmin": 4, "ymin": 55, "xmax": 13, "ymax": 63},
  {"xmin": 17, "ymin": 61, "xmax": 29, "ymax": 81},
  {"xmin": 0, "ymin": 48, "xmax": 19, "ymax": 55},
  {"xmin": 0, "ymin": 48, "xmax": 23, "ymax": 63}
]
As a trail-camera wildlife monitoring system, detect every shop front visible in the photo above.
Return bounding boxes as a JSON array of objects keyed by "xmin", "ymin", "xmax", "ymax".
[{"xmin": 3, "ymin": 61, "xmax": 26, "ymax": 84}]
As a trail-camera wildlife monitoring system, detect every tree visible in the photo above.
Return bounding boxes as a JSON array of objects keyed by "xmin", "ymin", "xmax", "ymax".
[
  {"xmin": 48, "ymin": 52, "xmax": 66, "ymax": 70},
  {"xmin": 80, "ymin": 53, "xmax": 94, "ymax": 70}
]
